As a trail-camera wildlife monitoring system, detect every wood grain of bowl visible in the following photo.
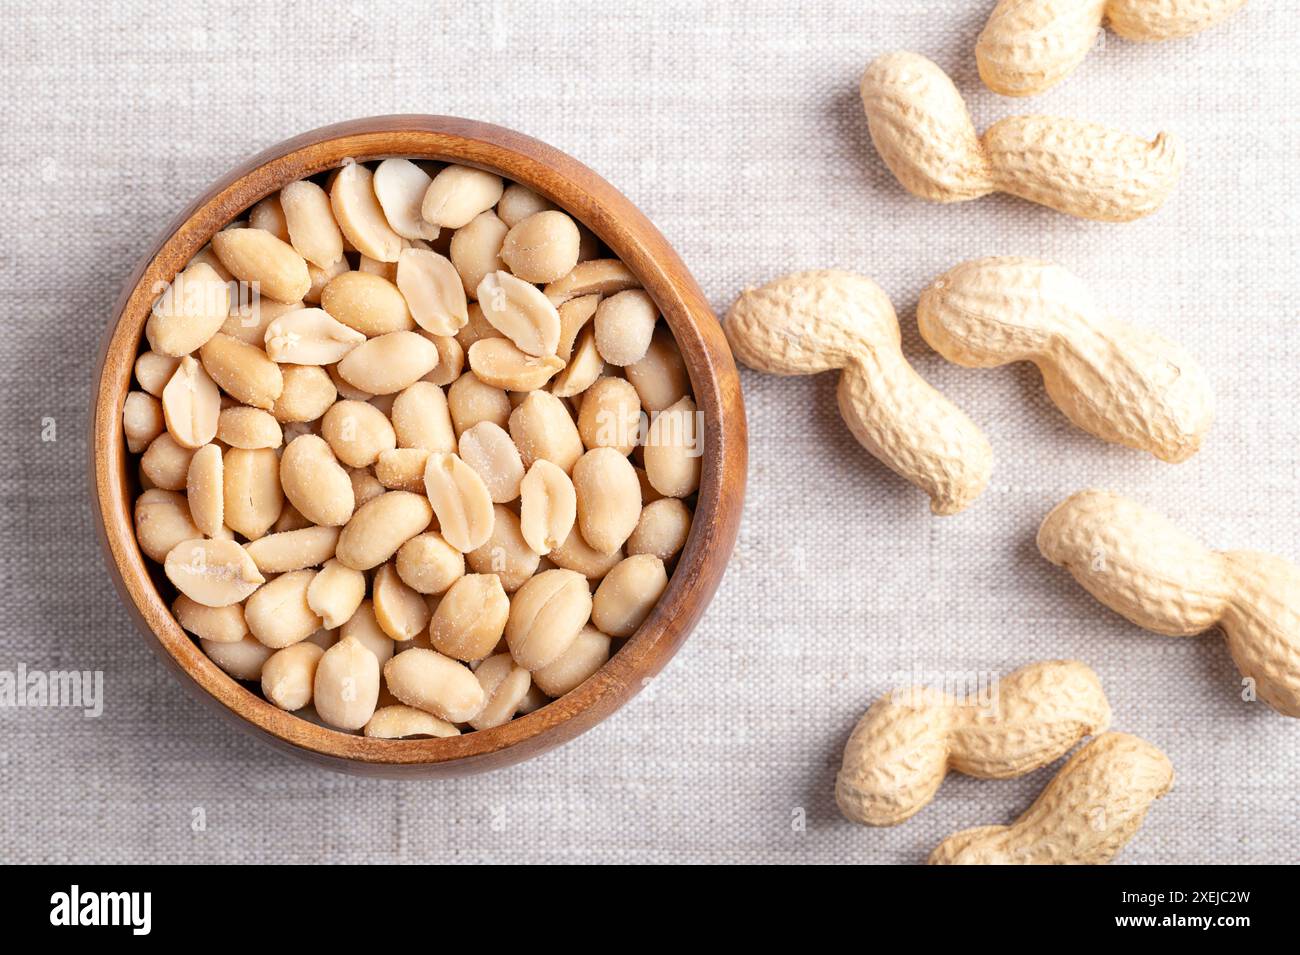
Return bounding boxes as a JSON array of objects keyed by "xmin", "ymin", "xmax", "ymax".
[{"xmin": 90, "ymin": 116, "xmax": 747, "ymax": 777}]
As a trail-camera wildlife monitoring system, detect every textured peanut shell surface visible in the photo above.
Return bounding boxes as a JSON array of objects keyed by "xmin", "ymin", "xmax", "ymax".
[
  {"xmin": 725, "ymin": 269, "xmax": 991, "ymax": 514},
  {"xmin": 928, "ymin": 732, "xmax": 1173, "ymax": 864},
  {"xmin": 918, "ymin": 257, "xmax": 1214, "ymax": 462},
  {"xmin": 1038, "ymin": 490, "xmax": 1300, "ymax": 717},
  {"xmin": 859, "ymin": 51, "xmax": 1184, "ymax": 221},
  {"xmin": 977, "ymin": 0, "xmax": 1249, "ymax": 97},
  {"xmin": 836, "ymin": 660, "xmax": 1111, "ymax": 826}
]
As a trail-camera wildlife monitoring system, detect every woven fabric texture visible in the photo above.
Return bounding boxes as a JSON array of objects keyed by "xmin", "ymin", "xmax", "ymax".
[{"xmin": 1, "ymin": 0, "xmax": 1296, "ymax": 864}]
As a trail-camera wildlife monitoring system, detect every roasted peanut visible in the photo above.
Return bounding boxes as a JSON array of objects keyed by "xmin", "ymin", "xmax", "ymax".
[
  {"xmin": 174, "ymin": 593, "xmax": 248, "ymax": 644},
  {"xmin": 320, "ymin": 399, "xmax": 396, "ymax": 467},
  {"xmin": 594, "ymin": 289, "xmax": 656, "ymax": 366},
  {"xmin": 134, "ymin": 489, "xmax": 201, "ymax": 562},
  {"xmin": 365, "ymin": 704, "xmax": 460, "ymax": 739},
  {"xmin": 373, "ymin": 158, "xmax": 439, "ymax": 241},
  {"xmin": 396, "ymin": 531, "xmax": 466, "ymax": 595},
  {"xmin": 383, "ymin": 648, "xmax": 485, "ymax": 722},
  {"xmin": 508, "ymin": 390, "xmax": 584, "ymax": 472},
  {"xmin": 245, "ymin": 525, "xmax": 339, "ymax": 574},
  {"xmin": 458, "ymin": 421, "xmax": 524, "ymax": 503},
  {"xmin": 223, "ymin": 447, "xmax": 284, "ymax": 539},
  {"xmin": 211, "ymin": 227, "xmax": 311, "ymax": 304},
  {"xmin": 397, "ymin": 248, "xmax": 468, "ymax": 336},
  {"xmin": 313, "ymin": 635, "xmax": 382, "ymax": 730},
  {"xmin": 532, "ymin": 625, "xmax": 611, "ymax": 697},
  {"xmin": 518, "ymin": 460, "xmax": 577, "ymax": 556},
  {"xmin": 643, "ymin": 396, "xmax": 701, "ymax": 498},
  {"xmin": 245, "ymin": 569, "xmax": 322, "ymax": 649},
  {"xmin": 321, "ymin": 270, "xmax": 414, "ymax": 337},
  {"xmin": 263, "ymin": 307, "xmax": 365, "ymax": 364},
  {"xmin": 161, "ymin": 356, "xmax": 221, "ymax": 449},
  {"xmin": 422, "ymin": 165, "xmax": 504, "ymax": 230},
  {"xmin": 123, "ymin": 391, "xmax": 164, "ymax": 453},
  {"xmin": 390, "ymin": 380, "xmax": 456, "ymax": 452},
  {"xmin": 185, "ymin": 444, "xmax": 224, "ymax": 537},
  {"xmin": 467, "ymin": 505, "xmax": 541, "ymax": 591},
  {"xmin": 262, "ymin": 641, "xmax": 324, "ymax": 711},
  {"xmin": 336, "ymin": 490, "xmax": 432, "ymax": 570},
  {"xmin": 281, "ymin": 179, "xmax": 344, "ymax": 269},
  {"xmin": 164, "ymin": 537, "xmax": 265, "ymax": 607},
  {"xmin": 307, "ymin": 558, "xmax": 366, "ymax": 630},
  {"xmin": 429, "ymin": 573, "xmax": 511, "ymax": 661},
  {"xmin": 199, "ymin": 333, "xmax": 284, "ymax": 411},
  {"xmin": 145, "ymin": 262, "xmax": 230, "ymax": 357},
  {"xmin": 505, "ymin": 569, "xmax": 593, "ymax": 670},
  {"xmin": 500, "ymin": 210, "xmax": 581, "ymax": 284},
  {"xmin": 726, "ymin": 270, "xmax": 990, "ymax": 514},
  {"xmin": 423, "ymin": 451, "xmax": 495, "ymax": 553},
  {"xmin": 279, "ymin": 434, "xmax": 354, "ymax": 527},
  {"xmin": 447, "ymin": 371, "xmax": 511, "ymax": 437},
  {"xmin": 591, "ymin": 554, "xmax": 668, "ymax": 637},
  {"xmin": 272, "ymin": 364, "xmax": 336, "ymax": 423},
  {"xmin": 836, "ymin": 660, "xmax": 1111, "ymax": 826},
  {"xmin": 469, "ymin": 653, "xmax": 532, "ymax": 729},
  {"xmin": 330, "ymin": 160, "xmax": 404, "ymax": 262},
  {"xmin": 577, "ymin": 376, "xmax": 643, "ymax": 455},
  {"xmin": 573, "ymin": 447, "xmax": 642, "ymax": 555},
  {"xmin": 336, "ymin": 330, "xmax": 439, "ymax": 394},
  {"xmin": 373, "ymin": 562, "xmax": 431, "ymax": 641}
]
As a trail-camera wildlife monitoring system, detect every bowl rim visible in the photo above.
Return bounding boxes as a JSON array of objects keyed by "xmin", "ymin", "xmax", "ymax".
[{"xmin": 90, "ymin": 115, "xmax": 747, "ymax": 774}]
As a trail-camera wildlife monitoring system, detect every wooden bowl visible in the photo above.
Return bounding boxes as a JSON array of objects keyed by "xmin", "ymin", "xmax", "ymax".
[{"xmin": 91, "ymin": 116, "xmax": 747, "ymax": 777}]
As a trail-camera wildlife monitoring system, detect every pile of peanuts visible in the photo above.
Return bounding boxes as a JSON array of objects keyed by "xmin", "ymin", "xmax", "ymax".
[{"xmin": 124, "ymin": 158, "xmax": 700, "ymax": 737}]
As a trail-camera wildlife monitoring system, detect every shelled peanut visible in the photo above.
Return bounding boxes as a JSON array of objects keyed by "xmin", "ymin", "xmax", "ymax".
[{"xmin": 126, "ymin": 158, "xmax": 700, "ymax": 736}]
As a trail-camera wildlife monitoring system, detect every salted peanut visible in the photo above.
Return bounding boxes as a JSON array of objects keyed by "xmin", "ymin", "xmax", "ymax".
[
  {"xmin": 245, "ymin": 525, "xmax": 339, "ymax": 574},
  {"xmin": 330, "ymin": 161, "xmax": 404, "ymax": 262},
  {"xmin": 245, "ymin": 569, "xmax": 321, "ymax": 648},
  {"xmin": 423, "ymin": 452, "xmax": 495, "ymax": 552},
  {"xmin": 373, "ymin": 158, "xmax": 439, "ymax": 241},
  {"xmin": 543, "ymin": 259, "xmax": 640, "ymax": 305},
  {"xmin": 141, "ymin": 432, "xmax": 196, "ymax": 490},
  {"xmin": 550, "ymin": 324, "xmax": 603, "ymax": 398},
  {"xmin": 501, "ymin": 211, "xmax": 581, "ymax": 285},
  {"xmin": 383, "ymin": 648, "xmax": 485, "ymax": 722},
  {"xmin": 198, "ymin": 333, "xmax": 284, "ymax": 410},
  {"xmin": 422, "ymin": 165, "xmax": 504, "ymax": 229},
  {"xmin": 519, "ymin": 460, "xmax": 577, "ymax": 555},
  {"xmin": 429, "ymin": 573, "xmax": 510, "ymax": 661},
  {"xmin": 276, "ymin": 434, "xmax": 353, "ymax": 527},
  {"xmin": 396, "ymin": 248, "xmax": 467, "ymax": 336},
  {"xmin": 474, "ymin": 272, "xmax": 560, "ymax": 360},
  {"xmin": 211, "ymin": 227, "xmax": 311, "ymax": 304},
  {"xmin": 336, "ymin": 490, "xmax": 432, "ymax": 570},
  {"xmin": 221, "ymin": 297, "xmax": 301, "ymax": 347},
  {"xmin": 272, "ymin": 503, "xmax": 313, "ymax": 533},
  {"xmin": 123, "ymin": 391, "xmax": 164, "ymax": 453},
  {"xmin": 469, "ymin": 653, "xmax": 532, "ymax": 729},
  {"xmin": 217, "ymin": 406, "xmax": 282, "ymax": 449},
  {"xmin": 375, "ymin": 448, "xmax": 430, "ymax": 491},
  {"xmin": 573, "ymin": 447, "xmax": 642, "ymax": 554},
  {"xmin": 313, "ymin": 636, "xmax": 382, "ymax": 730},
  {"xmin": 373, "ymin": 562, "xmax": 431, "ymax": 641},
  {"xmin": 189, "ymin": 244, "xmax": 233, "ymax": 282},
  {"xmin": 304, "ymin": 558, "xmax": 366, "ymax": 630},
  {"xmin": 338, "ymin": 599, "xmax": 395, "ymax": 665},
  {"xmin": 592, "ymin": 554, "xmax": 668, "ymax": 637},
  {"xmin": 547, "ymin": 525, "xmax": 623, "ymax": 580},
  {"xmin": 134, "ymin": 351, "xmax": 181, "ymax": 396},
  {"xmin": 337, "ymin": 331, "xmax": 439, "ymax": 394},
  {"xmin": 421, "ymin": 333, "xmax": 465, "ymax": 387},
  {"xmin": 532, "ymin": 625, "xmax": 611, "ymax": 697},
  {"xmin": 249, "ymin": 194, "xmax": 289, "ymax": 240},
  {"xmin": 365, "ymin": 704, "xmax": 460, "ymax": 739},
  {"xmin": 396, "ymin": 531, "xmax": 465, "ymax": 595},
  {"xmin": 221, "ymin": 447, "xmax": 283, "ymax": 539},
  {"xmin": 319, "ymin": 399, "xmax": 395, "ymax": 467},
  {"xmin": 185, "ymin": 444, "xmax": 224, "ymax": 536},
  {"xmin": 577, "ymin": 377, "xmax": 643, "ymax": 454},
  {"xmin": 369, "ymin": 392, "xmax": 397, "ymax": 418},
  {"xmin": 304, "ymin": 256, "xmax": 349, "ymax": 305},
  {"xmin": 496, "ymin": 183, "xmax": 554, "ymax": 227},
  {"xmin": 272, "ymin": 365, "xmax": 336, "ymax": 423},
  {"xmin": 644, "ymin": 396, "xmax": 702, "ymax": 498},
  {"xmin": 627, "ymin": 497, "xmax": 691, "ymax": 561},
  {"xmin": 135, "ymin": 489, "xmax": 201, "ymax": 562},
  {"xmin": 202, "ymin": 635, "xmax": 274, "ymax": 681},
  {"xmin": 346, "ymin": 467, "xmax": 385, "ymax": 508},
  {"xmin": 625, "ymin": 326, "xmax": 690, "ymax": 413},
  {"xmin": 454, "ymin": 302, "xmax": 505, "ymax": 352},
  {"xmin": 357, "ymin": 255, "xmax": 398, "ymax": 281},
  {"xmin": 174, "ymin": 593, "xmax": 247, "ymax": 644},
  {"xmin": 281, "ymin": 179, "xmax": 344, "ymax": 269},
  {"xmin": 459, "ymin": 422, "xmax": 524, "ymax": 503},
  {"xmin": 320, "ymin": 270, "xmax": 414, "ymax": 337},
  {"xmin": 467, "ymin": 505, "xmax": 541, "ymax": 591},
  {"xmin": 506, "ymin": 569, "xmax": 593, "ymax": 670},
  {"xmin": 261, "ymin": 642, "xmax": 324, "ymax": 711},
  {"xmin": 447, "ymin": 372, "xmax": 511, "ymax": 436},
  {"xmin": 390, "ymin": 380, "xmax": 456, "ymax": 452},
  {"xmin": 264, "ymin": 307, "xmax": 365, "ymax": 364},
  {"xmin": 160, "ymin": 356, "xmax": 221, "ymax": 449},
  {"xmin": 145, "ymin": 262, "xmax": 231, "ymax": 357},
  {"xmin": 555, "ymin": 293, "xmax": 599, "ymax": 362},
  {"xmin": 634, "ymin": 465, "xmax": 662, "ymax": 505},
  {"xmin": 507, "ymin": 390, "xmax": 584, "ymax": 473},
  {"xmin": 305, "ymin": 628, "xmax": 339, "ymax": 651},
  {"xmin": 517, "ymin": 683, "xmax": 550, "ymax": 714},
  {"xmin": 593, "ymin": 290, "xmax": 656, "ymax": 367},
  {"xmin": 450, "ymin": 210, "xmax": 508, "ymax": 297},
  {"xmin": 326, "ymin": 363, "xmax": 371, "ymax": 401},
  {"xmin": 165, "ymin": 537, "xmax": 265, "ymax": 607}
]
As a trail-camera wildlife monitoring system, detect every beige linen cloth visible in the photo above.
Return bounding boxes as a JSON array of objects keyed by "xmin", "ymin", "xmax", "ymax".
[{"xmin": 0, "ymin": 1, "xmax": 1295, "ymax": 863}]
